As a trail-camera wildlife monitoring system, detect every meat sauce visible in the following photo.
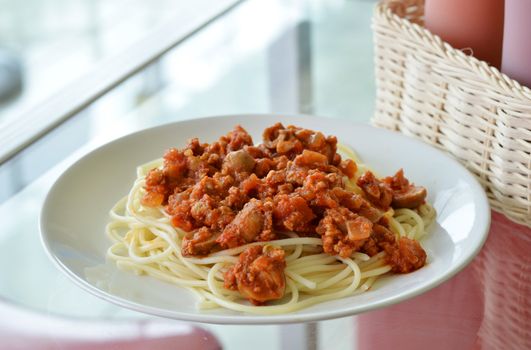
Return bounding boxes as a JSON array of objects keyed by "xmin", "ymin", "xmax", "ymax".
[{"xmin": 142, "ymin": 123, "xmax": 428, "ymax": 304}]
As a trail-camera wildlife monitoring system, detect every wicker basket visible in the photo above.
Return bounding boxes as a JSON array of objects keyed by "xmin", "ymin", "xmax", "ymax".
[{"xmin": 371, "ymin": 0, "xmax": 531, "ymax": 228}]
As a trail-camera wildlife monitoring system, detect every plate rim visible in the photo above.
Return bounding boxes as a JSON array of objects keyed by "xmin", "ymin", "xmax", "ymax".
[{"xmin": 39, "ymin": 113, "xmax": 491, "ymax": 324}]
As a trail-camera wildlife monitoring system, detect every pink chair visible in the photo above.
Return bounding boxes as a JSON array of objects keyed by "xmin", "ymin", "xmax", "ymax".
[
  {"xmin": 0, "ymin": 300, "xmax": 221, "ymax": 350},
  {"xmin": 356, "ymin": 211, "xmax": 531, "ymax": 350}
]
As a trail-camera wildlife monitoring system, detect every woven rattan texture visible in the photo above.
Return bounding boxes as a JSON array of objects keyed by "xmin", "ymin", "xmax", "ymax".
[{"xmin": 371, "ymin": 0, "xmax": 531, "ymax": 227}]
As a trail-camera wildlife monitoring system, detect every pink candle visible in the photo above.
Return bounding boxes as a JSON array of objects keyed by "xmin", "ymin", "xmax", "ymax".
[
  {"xmin": 424, "ymin": 0, "xmax": 505, "ymax": 69},
  {"xmin": 501, "ymin": 0, "xmax": 531, "ymax": 88}
]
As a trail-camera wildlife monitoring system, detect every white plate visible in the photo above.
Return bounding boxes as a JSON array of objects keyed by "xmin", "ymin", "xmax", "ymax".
[{"xmin": 40, "ymin": 114, "xmax": 490, "ymax": 324}]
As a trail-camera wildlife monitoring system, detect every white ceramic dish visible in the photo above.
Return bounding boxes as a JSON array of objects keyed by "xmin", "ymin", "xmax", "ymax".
[{"xmin": 40, "ymin": 114, "xmax": 490, "ymax": 324}]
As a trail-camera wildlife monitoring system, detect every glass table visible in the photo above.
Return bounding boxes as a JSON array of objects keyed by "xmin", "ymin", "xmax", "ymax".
[{"xmin": 0, "ymin": 0, "xmax": 378, "ymax": 348}]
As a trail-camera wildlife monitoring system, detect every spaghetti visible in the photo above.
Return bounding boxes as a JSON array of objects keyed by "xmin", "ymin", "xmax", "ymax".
[{"xmin": 106, "ymin": 124, "xmax": 435, "ymax": 314}]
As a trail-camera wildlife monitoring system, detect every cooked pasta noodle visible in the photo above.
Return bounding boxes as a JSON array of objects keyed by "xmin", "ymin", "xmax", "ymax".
[{"xmin": 106, "ymin": 147, "xmax": 435, "ymax": 314}]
